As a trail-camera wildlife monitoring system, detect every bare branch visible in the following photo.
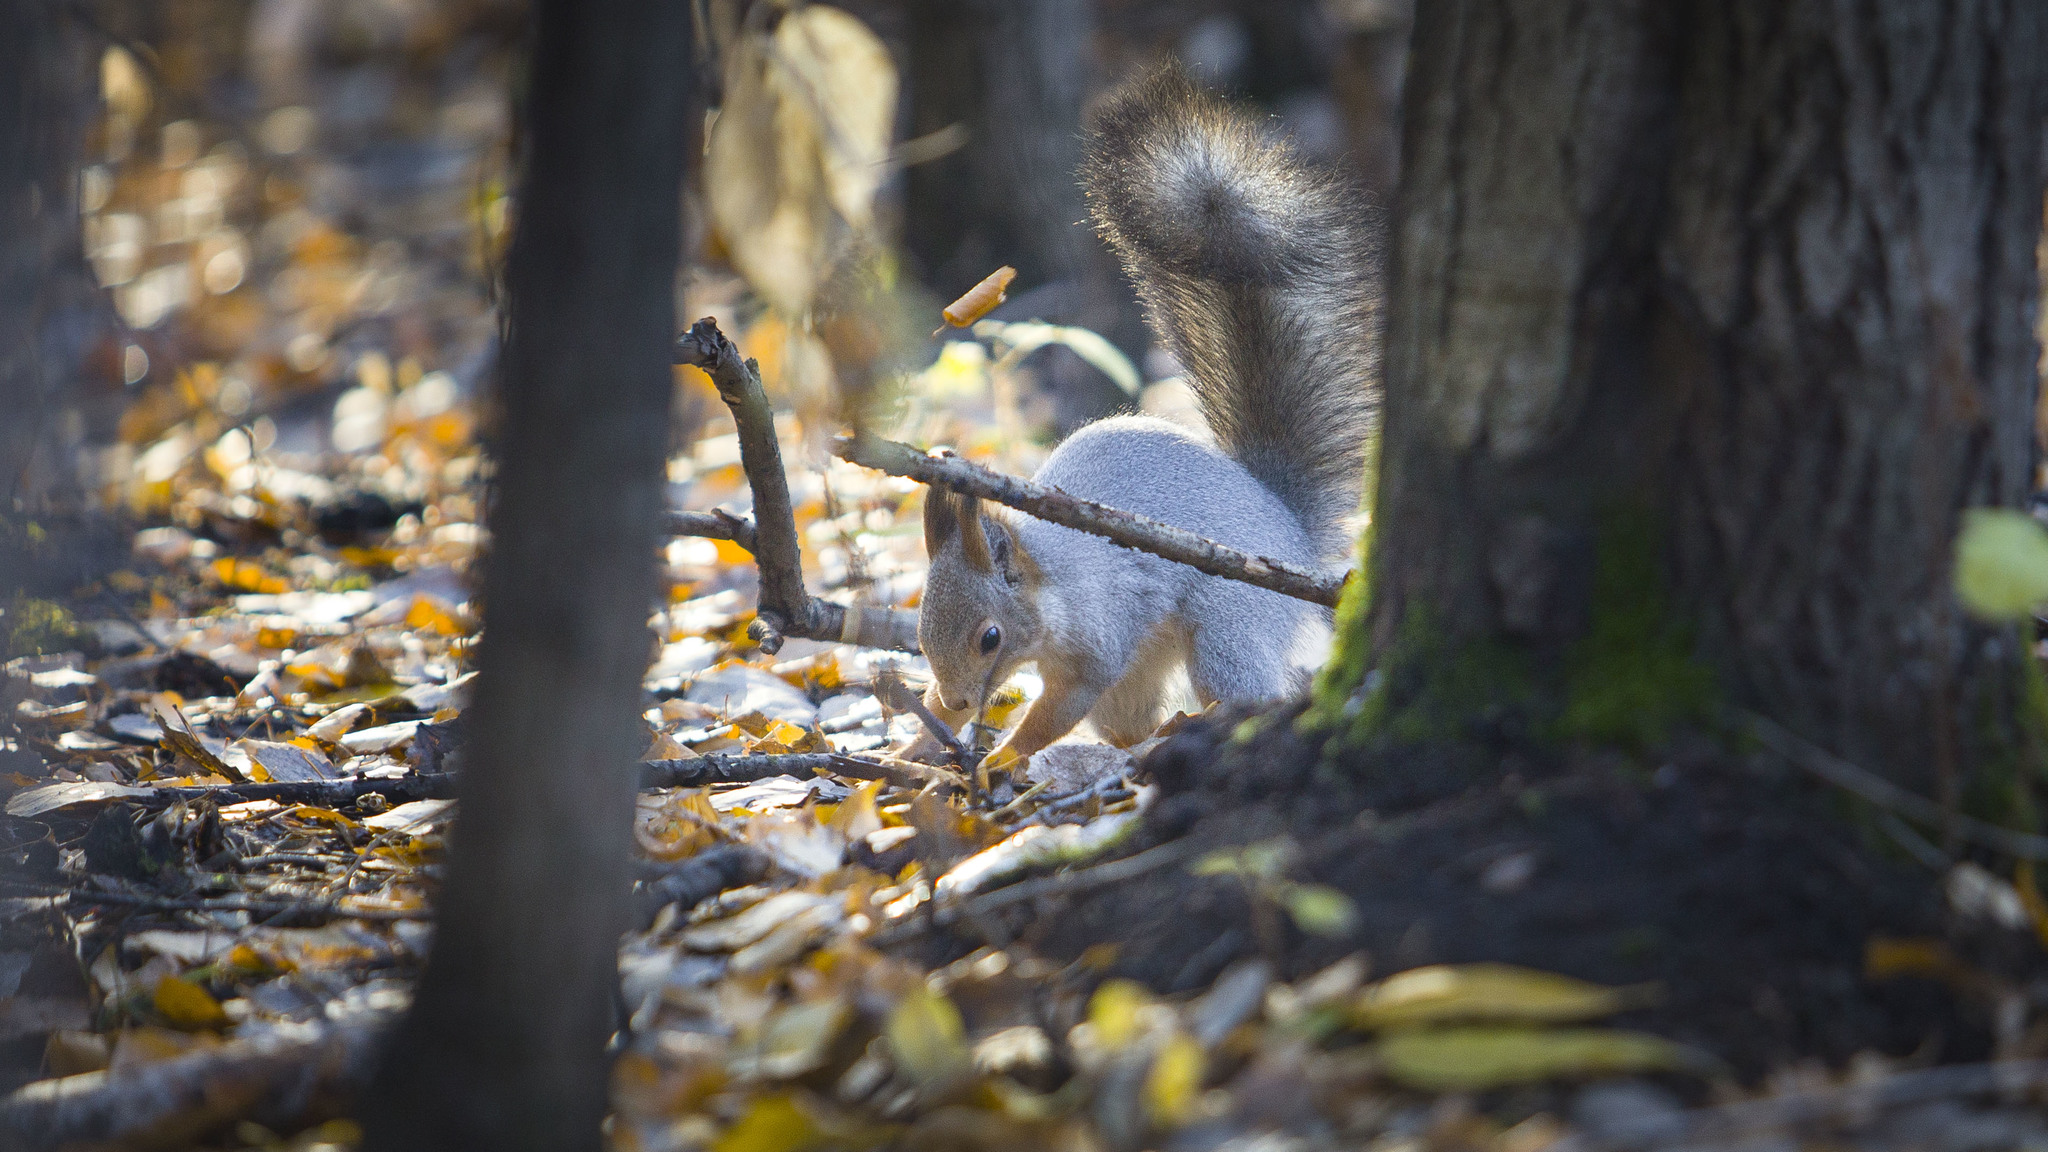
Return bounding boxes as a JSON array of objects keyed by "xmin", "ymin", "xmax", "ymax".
[
  {"xmin": 674, "ymin": 319, "xmax": 920, "ymax": 654},
  {"xmin": 665, "ymin": 508, "xmax": 757, "ymax": 553},
  {"xmin": 833, "ymin": 433, "xmax": 1346, "ymax": 608}
]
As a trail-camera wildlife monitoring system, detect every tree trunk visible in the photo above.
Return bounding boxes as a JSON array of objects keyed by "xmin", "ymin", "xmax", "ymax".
[
  {"xmin": 0, "ymin": 0, "xmax": 97, "ymax": 517},
  {"xmin": 358, "ymin": 2, "xmax": 689, "ymax": 1149},
  {"xmin": 1319, "ymin": 0, "xmax": 2048, "ymax": 820}
]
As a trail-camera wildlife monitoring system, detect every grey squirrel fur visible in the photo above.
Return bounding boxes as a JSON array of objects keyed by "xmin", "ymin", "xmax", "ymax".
[{"xmin": 914, "ymin": 63, "xmax": 1379, "ymax": 765}]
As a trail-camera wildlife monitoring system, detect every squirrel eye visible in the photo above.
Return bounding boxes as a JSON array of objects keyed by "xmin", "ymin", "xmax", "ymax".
[{"xmin": 978, "ymin": 625, "xmax": 1001, "ymax": 655}]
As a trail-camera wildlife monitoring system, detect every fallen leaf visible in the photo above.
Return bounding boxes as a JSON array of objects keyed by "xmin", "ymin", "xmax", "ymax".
[
  {"xmin": 1143, "ymin": 1032, "xmax": 1205, "ymax": 1128},
  {"xmin": 1352, "ymin": 964, "xmax": 1656, "ymax": 1030},
  {"xmin": 885, "ymin": 984, "xmax": 970, "ymax": 1087},
  {"xmin": 6, "ymin": 781, "xmax": 150, "ymax": 817},
  {"xmin": 153, "ymin": 974, "xmax": 228, "ymax": 1031},
  {"xmin": 1375, "ymin": 1026, "xmax": 1701, "ymax": 1090},
  {"xmin": 714, "ymin": 1092, "xmax": 819, "ymax": 1152}
]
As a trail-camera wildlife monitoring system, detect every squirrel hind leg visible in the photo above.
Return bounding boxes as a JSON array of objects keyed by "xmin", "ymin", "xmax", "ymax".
[
  {"xmin": 1087, "ymin": 625, "xmax": 1187, "ymax": 746},
  {"xmin": 1189, "ymin": 602, "xmax": 1321, "ymax": 706}
]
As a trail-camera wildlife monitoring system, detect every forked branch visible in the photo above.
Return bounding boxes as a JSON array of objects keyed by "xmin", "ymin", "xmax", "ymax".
[{"xmin": 672, "ymin": 319, "xmax": 919, "ymax": 654}]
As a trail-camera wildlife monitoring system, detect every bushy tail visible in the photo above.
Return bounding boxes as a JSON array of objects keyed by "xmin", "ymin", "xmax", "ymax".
[{"xmin": 1081, "ymin": 64, "xmax": 1379, "ymax": 561}]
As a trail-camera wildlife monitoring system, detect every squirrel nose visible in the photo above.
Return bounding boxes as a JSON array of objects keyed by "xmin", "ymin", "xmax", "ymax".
[{"xmin": 940, "ymin": 693, "xmax": 970, "ymax": 712}]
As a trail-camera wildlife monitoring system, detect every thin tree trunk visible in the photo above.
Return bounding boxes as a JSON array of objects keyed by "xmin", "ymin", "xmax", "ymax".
[
  {"xmin": 1321, "ymin": 0, "xmax": 2048, "ymax": 818},
  {"xmin": 0, "ymin": 0, "xmax": 96, "ymax": 517},
  {"xmin": 358, "ymin": 2, "xmax": 689, "ymax": 1149}
]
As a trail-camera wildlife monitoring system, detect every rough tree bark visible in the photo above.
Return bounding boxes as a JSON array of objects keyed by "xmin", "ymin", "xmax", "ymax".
[
  {"xmin": 358, "ymin": 2, "xmax": 689, "ymax": 1149},
  {"xmin": 1317, "ymin": 0, "xmax": 2048, "ymax": 821}
]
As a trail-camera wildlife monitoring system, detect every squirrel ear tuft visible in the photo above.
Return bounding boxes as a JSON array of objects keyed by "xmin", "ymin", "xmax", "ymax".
[
  {"xmin": 958, "ymin": 496, "xmax": 994, "ymax": 574},
  {"xmin": 987, "ymin": 518, "xmax": 1021, "ymax": 585},
  {"xmin": 922, "ymin": 486, "xmax": 956, "ymax": 556}
]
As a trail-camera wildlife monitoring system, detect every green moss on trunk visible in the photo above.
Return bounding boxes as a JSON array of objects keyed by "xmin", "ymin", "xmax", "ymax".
[{"xmin": 1556, "ymin": 508, "xmax": 1717, "ymax": 748}]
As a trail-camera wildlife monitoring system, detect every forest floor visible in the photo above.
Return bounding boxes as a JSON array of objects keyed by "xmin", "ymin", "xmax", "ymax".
[{"xmin": 5, "ymin": 375, "xmax": 2048, "ymax": 1150}]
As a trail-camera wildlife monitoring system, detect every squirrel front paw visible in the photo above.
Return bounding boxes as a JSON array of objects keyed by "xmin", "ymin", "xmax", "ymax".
[
  {"xmin": 977, "ymin": 744, "xmax": 1027, "ymax": 778},
  {"xmin": 894, "ymin": 729, "xmax": 949, "ymax": 764}
]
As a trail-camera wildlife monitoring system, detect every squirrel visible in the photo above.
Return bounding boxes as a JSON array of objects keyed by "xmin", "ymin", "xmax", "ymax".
[{"xmin": 911, "ymin": 63, "xmax": 1379, "ymax": 772}]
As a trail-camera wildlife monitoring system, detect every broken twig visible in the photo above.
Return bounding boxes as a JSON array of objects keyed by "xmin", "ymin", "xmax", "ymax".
[
  {"xmin": 1745, "ymin": 711, "xmax": 2048, "ymax": 860},
  {"xmin": 870, "ymin": 837, "xmax": 1198, "ymax": 946},
  {"xmin": 833, "ymin": 433, "xmax": 1345, "ymax": 608},
  {"xmin": 674, "ymin": 319, "xmax": 919, "ymax": 654},
  {"xmin": 873, "ymin": 669, "xmax": 973, "ymax": 769}
]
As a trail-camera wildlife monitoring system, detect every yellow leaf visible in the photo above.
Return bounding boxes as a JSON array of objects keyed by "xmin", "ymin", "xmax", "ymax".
[
  {"xmin": 885, "ymin": 985, "xmax": 970, "ymax": 1086},
  {"xmin": 1376, "ymin": 1026, "xmax": 1700, "ymax": 1090},
  {"xmin": 1143, "ymin": 1033, "xmax": 1205, "ymax": 1129},
  {"xmin": 1353, "ymin": 964, "xmax": 1655, "ymax": 1030},
  {"xmin": 1953, "ymin": 508, "xmax": 2048, "ymax": 620},
  {"xmin": 1088, "ymin": 979, "xmax": 1151, "ymax": 1052},
  {"xmin": 404, "ymin": 594, "xmax": 467, "ymax": 636},
  {"xmin": 153, "ymin": 974, "xmax": 228, "ymax": 1031},
  {"xmin": 713, "ymin": 1093, "xmax": 819, "ymax": 1152},
  {"xmin": 827, "ymin": 779, "xmax": 885, "ymax": 841}
]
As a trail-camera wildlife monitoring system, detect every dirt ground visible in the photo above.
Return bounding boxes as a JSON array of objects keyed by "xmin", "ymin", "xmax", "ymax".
[{"xmin": 935, "ymin": 707, "xmax": 2043, "ymax": 1084}]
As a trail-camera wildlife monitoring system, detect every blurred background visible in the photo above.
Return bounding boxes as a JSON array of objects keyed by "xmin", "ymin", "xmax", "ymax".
[{"xmin": 3, "ymin": 0, "xmax": 1411, "ymax": 547}]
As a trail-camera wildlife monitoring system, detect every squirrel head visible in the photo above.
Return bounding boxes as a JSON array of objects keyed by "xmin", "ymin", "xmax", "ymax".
[{"xmin": 918, "ymin": 489, "xmax": 1042, "ymax": 712}]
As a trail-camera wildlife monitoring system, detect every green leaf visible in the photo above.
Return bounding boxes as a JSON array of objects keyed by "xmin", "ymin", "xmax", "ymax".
[
  {"xmin": 1353, "ymin": 964, "xmax": 1657, "ymax": 1030},
  {"xmin": 885, "ymin": 984, "xmax": 970, "ymax": 1086},
  {"xmin": 1954, "ymin": 508, "xmax": 2048, "ymax": 621},
  {"xmin": 1376, "ymin": 1026, "xmax": 1704, "ymax": 1090},
  {"xmin": 1282, "ymin": 883, "xmax": 1358, "ymax": 937}
]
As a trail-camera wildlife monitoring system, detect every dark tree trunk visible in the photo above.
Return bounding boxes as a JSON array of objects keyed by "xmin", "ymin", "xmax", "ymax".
[
  {"xmin": 0, "ymin": 0, "xmax": 97, "ymax": 517},
  {"xmin": 359, "ymin": 2, "xmax": 689, "ymax": 1149},
  {"xmin": 1320, "ymin": 0, "xmax": 2048, "ymax": 819}
]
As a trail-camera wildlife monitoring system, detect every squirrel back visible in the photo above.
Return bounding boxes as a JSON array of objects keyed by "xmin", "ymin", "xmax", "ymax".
[{"xmin": 1080, "ymin": 64, "xmax": 1379, "ymax": 560}]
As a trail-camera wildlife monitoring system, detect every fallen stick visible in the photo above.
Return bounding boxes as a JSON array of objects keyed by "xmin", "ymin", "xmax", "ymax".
[
  {"xmin": 0, "ymin": 1005, "xmax": 397, "ymax": 1152},
  {"xmin": 1559, "ymin": 1058, "xmax": 2048, "ymax": 1151},
  {"xmin": 98, "ymin": 774, "xmax": 458, "ymax": 812},
  {"xmin": 833, "ymin": 433, "xmax": 1346, "ymax": 608},
  {"xmin": 869, "ymin": 837, "xmax": 1198, "ymax": 947},
  {"xmin": 1746, "ymin": 711, "xmax": 2048, "ymax": 860},
  {"xmin": 674, "ymin": 319, "xmax": 920, "ymax": 654},
  {"xmin": 640, "ymin": 752, "xmax": 888, "ymax": 788},
  {"xmin": 1, "ymin": 883, "xmax": 430, "ymax": 922}
]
